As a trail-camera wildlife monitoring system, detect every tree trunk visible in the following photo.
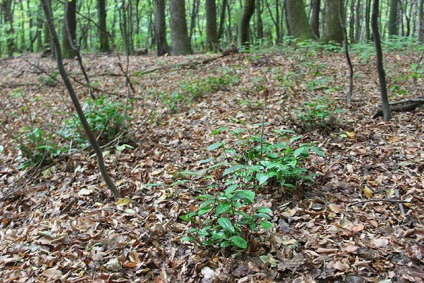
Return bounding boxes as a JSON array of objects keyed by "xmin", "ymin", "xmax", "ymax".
[
  {"xmin": 169, "ymin": 0, "xmax": 193, "ymax": 55},
  {"xmin": 97, "ymin": 0, "xmax": 110, "ymax": 52},
  {"xmin": 41, "ymin": 0, "xmax": 121, "ymax": 199},
  {"xmin": 285, "ymin": 0, "xmax": 314, "ymax": 40},
  {"xmin": 1, "ymin": 0, "xmax": 15, "ymax": 57},
  {"xmin": 419, "ymin": 0, "xmax": 424, "ymax": 42},
  {"xmin": 63, "ymin": 0, "xmax": 78, "ymax": 58},
  {"xmin": 388, "ymin": 0, "xmax": 399, "ymax": 36},
  {"xmin": 154, "ymin": 0, "xmax": 170, "ymax": 56},
  {"xmin": 372, "ymin": 0, "xmax": 391, "ymax": 120},
  {"xmin": 311, "ymin": 0, "xmax": 321, "ymax": 38},
  {"xmin": 238, "ymin": 0, "xmax": 255, "ymax": 48},
  {"xmin": 355, "ymin": 0, "xmax": 362, "ymax": 42},
  {"xmin": 206, "ymin": 0, "xmax": 218, "ymax": 51},
  {"xmin": 365, "ymin": 0, "xmax": 371, "ymax": 41},
  {"xmin": 218, "ymin": 0, "xmax": 228, "ymax": 40},
  {"xmin": 323, "ymin": 0, "xmax": 345, "ymax": 44},
  {"xmin": 256, "ymin": 0, "xmax": 263, "ymax": 41}
]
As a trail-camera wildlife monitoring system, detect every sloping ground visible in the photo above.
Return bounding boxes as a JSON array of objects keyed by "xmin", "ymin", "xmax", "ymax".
[{"xmin": 0, "ymin": 50, "xmax": 423, "ymax": 282}]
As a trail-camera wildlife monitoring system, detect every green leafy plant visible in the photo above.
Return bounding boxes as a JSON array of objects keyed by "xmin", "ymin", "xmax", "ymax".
[
  {"xmin": 38, "ymin": 72, "xmax": 58, "ymax": 87},
  {"xmin": 293, "ymin": 97, "xmax": 343, "ymax": 132},
  {"xmin": 18, "ymin": 126, "xmax": 66, "ymax": 168},
  {"xmin": 60, "ymin": 96, "xmax": 130, "ymax": 147},
  {"xmin": 207, "ymin": 127, "xmax": 325, "ymax": 189},
  {"xmin": 180, "ymin": 126, "xmax": 324, "ymax": 249},
  {"xmin": 182, "ymin": 187, "xmax": 272, "ymax": 249}
]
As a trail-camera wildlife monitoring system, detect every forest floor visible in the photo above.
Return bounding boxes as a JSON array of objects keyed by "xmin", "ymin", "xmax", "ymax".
[{"xmin": 0, "ymin": 46, "xmax": 424, "ymax": 282}]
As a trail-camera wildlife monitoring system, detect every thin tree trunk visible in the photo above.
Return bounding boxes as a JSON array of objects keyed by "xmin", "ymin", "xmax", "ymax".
[
  {"xmin": 372, "ymin": 0, "xmax": 391, "ymax": 120},
  {"xmin": 41, "ymin": 0, "xmax": 121, "ymax": 199}
]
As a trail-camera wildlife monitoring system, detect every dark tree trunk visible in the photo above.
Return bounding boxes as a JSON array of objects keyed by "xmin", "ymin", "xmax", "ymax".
[
  {"xmin": 63, "ymin": 0, "xmax": 78, "ymax": 58},
  {"xmin": 388, "ymin": 0, "xmax": 399, "ymax": 36},
  {"xmin": 206, "ymin": 0, "xmax": 218, "ymax": 51},
  {"xmin": 169, "ymin": 0, "xmax": 193, "ymax": 55},
  {"xmin": 372, "ymin": 0, "xmax": 391, "ymax": 120},
  {"xmin": 97, "ymin": 0, "xmax": 110, "ymax": 52},
  {"xmin": 365, "ymin": 0, "xmax": 371, "ymax": 41},
  {"xmin": 355, "ymin": 0, "xmax": 362, "ymax": 42},
  {"xmin": 218, "ymin": 0, "xmax": 228, "ymax": 40},
  {"xmin": 311, "ymin": 0, "xmax": 321, "ymax": 38},
  {"xmin": 154, "ymin": 0, "xmax": 170, "ymax": 56},
  {"xmin": 238, "ymin": 0, "xmax": 255, "ymax": 48},
  {"xmin": 419, "ymin": 0, "xmax": 424, "ymax": 42},
  {"xmin": 1, "ymin": 0, "xmax": 15, "ymax": 57}
]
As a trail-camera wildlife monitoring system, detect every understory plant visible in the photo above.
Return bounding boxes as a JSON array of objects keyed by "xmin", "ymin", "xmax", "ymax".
[
  {"xmin": 181, "ymin": 126, "xmax": 324, "ymax": 249},
  {"xmin": 59, "ymin": 96, "xmax": 131, "ymax": 147},
  {"xmin": 292, "ymin": 97, "xmax": 343, "ymax": 132},
  {"xmin": 17, "ymin": 126, "xmax": 66, "ymax": 168}
]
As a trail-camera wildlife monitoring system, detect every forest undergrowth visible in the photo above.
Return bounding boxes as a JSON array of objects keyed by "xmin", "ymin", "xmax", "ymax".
[{"xmin": 0, "ymin": 48, "xmax": 423, "ymax": 282}]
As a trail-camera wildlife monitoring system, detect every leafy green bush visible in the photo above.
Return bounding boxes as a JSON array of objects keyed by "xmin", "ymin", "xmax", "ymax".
[
  {"xmin": 59, "ymin": 96, "xmax": 130, "ymax": 147},
  {"xmin": 293, "ymin": 97, "xmax": 343, "ymax": 132},
  {"xmin": 207, "ymin": 127, "xmax": 324, "ymax": 189},
  {"xmin": 18, "ymin": 126, "xmax": 66, "ymax": 168},
  {"xmin": 180, "ymin": 126, "xmax": 324, "ymax": 249}
]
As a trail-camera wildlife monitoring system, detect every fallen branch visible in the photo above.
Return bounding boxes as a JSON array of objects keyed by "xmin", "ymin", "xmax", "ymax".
[{"xmin": 372, "ymin": 97, "xmax": 424, "ymax": 118}]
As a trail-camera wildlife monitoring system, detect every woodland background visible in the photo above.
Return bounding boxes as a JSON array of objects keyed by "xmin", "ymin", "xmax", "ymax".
[{"xmin": 1, "ymin": 0, "xmax": 424, "ymax": 282}]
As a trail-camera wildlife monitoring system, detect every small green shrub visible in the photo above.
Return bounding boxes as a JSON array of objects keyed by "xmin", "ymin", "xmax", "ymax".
[
  {"xmin": 293, "ymin": 97, "xmax": 343, "ymax": 132},
  {"xmin": 59, "ymin": 96, "xmax": 130, "ymax": 147},
  {"xmin": 38, "ymin": 72, "xmax": 58, "ymax": 87},
  {"xmin": 182, "ymin": 187, "xmax": 273, "ymax": 249},
  {"xmin": 207, "ymin": 127, "xmax": 324, "ymax": 189},
  {"xmin": 180, "ymin": 126, "xmax": 324, "ymax": 250},
  {"xmin": 18, "ymin": 126, "xmax": 66, "ymax": 168}
]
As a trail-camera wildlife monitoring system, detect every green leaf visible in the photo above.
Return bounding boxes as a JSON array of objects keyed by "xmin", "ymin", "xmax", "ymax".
[
  {"xmin": 256, "ymin": 172, "xmax": 271, "ymax": 185},
  {"xmin": 308, "ymin": 146, "xmax": 325, "ymax": 156},
  {"xmin": 223, "ymin": 164, "xmax": 245, "ymax": 176},
  {"xmin": 178, "ymin": 170, "xmax": 201, "ymax": 176},
  {"xmin": 216, "ymin": 202, "xmax": 231, "ymax": 215},
  {"xmin": 260, "ymin": 221, "xmax": 273, "ymax": 229},
  {"xmin": 257, "ymin": 207, "xmax": 273, "ymax": 214},
  {"xmin": 210, "ymin": 127, "xmax": 229, "ymax": 135},
  {"xmin": 181, "ymin": 236, "xmax": 193, "ymax": 243},
  {"xmin": 289, "ymin": 135, "xmax": 302, "ymax": 143},
  {"xmin": 218, "ymin": 217, "xmax": 235, "ymax": 233},
  {"xmin": 207, "ymin": 142, "xmax": 223, "ymax": 151},
  {"xmin": 230, "ymin": 236, "xmax": 248, "ymax": 249},
  {"xmin": 294, "ymin": 147, "xmax": 308, "ymax": 157},
  {"xmin": 233, "ymin": 190, "xmax": 255, "ymax": 203}
]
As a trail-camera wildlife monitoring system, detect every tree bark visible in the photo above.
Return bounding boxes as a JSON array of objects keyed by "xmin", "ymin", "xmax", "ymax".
[
  {"xmin": 238, "ymin": 0, "xmax": 255, "ymax": 48},
  {"xmin": 41, "ymin": 0, "xmax": 121, "ymax": 199},
  {"xmin": 285, "ymin": 0, "xmax": 314, "ymax": 40},
  {"xmin": 323, "ymin": 0, "xmax": 345, "ymax": 44},
  {"xmin": 372, "ymin": 0, "xmax": 391, "ymax": 121},
  {"xmin": 419, "ymin": 0, "xmax": 424, "ymax": 42},
  {"xmin": 311, "ymin": 0, "xmax": 321, "ymax": 38},
  {"xmin": 154, "ymin": 0, "xmax": 170, "ymax": 56},
  {"xmin": 206, "ymin": 0, "xmax": 218, "ymax": 51},
  {"xmin": 1, "ymin": 0, "xmax": 15, "ymax": 57},
  {"xmin": 63, "ymin": 0, "xmax": 78, "ymax": 58},
  {"xmin": 169, "ymin": 0, "xmax": 193, "ymax": 55},
  {"xmin": 388, "ymin": 0, "xmax": 399, "ymax": 36},
  {"xmin": 97, "ymin": 0, "xmax": 110, "ymax": 52}
]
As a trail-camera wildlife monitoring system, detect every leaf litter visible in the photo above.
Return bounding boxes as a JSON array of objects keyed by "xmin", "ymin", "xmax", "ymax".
[{"xmin": 0, "ymin": 50, "xmax": 423, "ymax": 282}]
